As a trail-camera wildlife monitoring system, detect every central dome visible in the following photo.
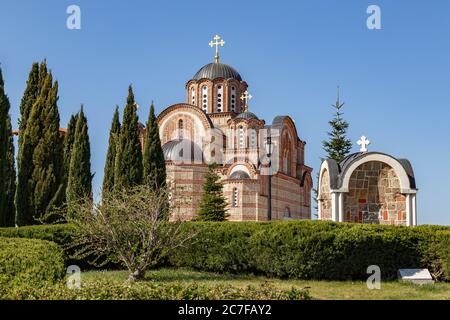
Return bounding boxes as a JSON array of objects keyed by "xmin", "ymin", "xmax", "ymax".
[{"xmin": 193, "ymin": 63, "xmax": 242, "ymax": 81}]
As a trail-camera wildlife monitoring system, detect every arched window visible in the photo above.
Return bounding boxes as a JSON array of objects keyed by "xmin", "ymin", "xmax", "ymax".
[
  {"xmin": 238, "ymin": 126, "xmax": 245, "ymax": 149},
  {"xmin": 216, "ymin": 85, "xmax": 223, "ymax": 112},
  {"xmin": 178, "ymin": 119, "xmax": 184, "ymax": 139},
  {"xmin": 191, "ymin": 88, "xmax": 196, "ymax": 105},
  {"xmin": 202, "ymin": 86, "xmax": 208, "ymax": 112},
  {"xmin": 232, "ymin": 187, "xmax": 239, "ymax": 207},
  {"xmin": 230, "ymin": 86, "xmax": 237, "ymax": 112},
  {"xmin": 249, "ymin": 128, "xmax": 257, "ymax": 149}
]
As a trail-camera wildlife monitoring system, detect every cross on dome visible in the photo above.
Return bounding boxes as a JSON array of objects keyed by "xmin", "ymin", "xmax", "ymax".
[
  {"xmin": 240, "ymin": 90, "xmax": 252, "ymax": 112},
  {"xmin": 357, "ymin": 135, "xmax": 371, "ymax": 152},
  {"xmin": 209, "ymin": 35, "xmax": 225, "ymax": 64}
]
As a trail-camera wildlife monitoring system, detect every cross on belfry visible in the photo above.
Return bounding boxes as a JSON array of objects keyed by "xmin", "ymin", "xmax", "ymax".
[
  {"xmin": 209, "ymin": 35, "xmax": 225, "ymax": 64},
  {"xmin": 357, "ymin": 135, "xmax": 370, "ymax": 152},
  {"xmin": 240, "ymin": 90, "xmax": 252, "ymax": 112}
]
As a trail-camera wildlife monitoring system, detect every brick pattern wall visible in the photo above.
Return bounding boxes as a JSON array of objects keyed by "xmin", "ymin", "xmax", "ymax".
[{"xmin": 344, "ymin": 161, "xmax": 406, "ymax": 225}]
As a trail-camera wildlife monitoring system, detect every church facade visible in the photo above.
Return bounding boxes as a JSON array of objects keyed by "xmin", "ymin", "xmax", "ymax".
[{"xmin": 142, "ymin": 36, "xmax": 313, "ymax": 221}]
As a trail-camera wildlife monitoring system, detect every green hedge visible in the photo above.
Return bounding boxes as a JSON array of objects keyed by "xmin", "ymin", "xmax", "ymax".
[
  {"xmin": 0, "ymin": 237, "xmax": 65, "ymax": 287},
  {"xmin": 1, "ymin": 280, "xmax": 310, "ymax": 300},
  {"xmin": 2, "ymin": 221, "xmax": 450, "ymax": 281},
  {"xmin": 169, "ymin": 221, "xmax": 450, "ymax": 281}
]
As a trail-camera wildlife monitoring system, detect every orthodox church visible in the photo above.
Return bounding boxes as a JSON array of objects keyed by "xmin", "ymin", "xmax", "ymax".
[{"xmin": 144, "ymin": 35, "xmax": 313, "ymax": 221}]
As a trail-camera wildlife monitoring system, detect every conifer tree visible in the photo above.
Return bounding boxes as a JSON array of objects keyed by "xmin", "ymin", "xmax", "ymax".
[
  {"xmin": 0, "ymin": 66, "xmax": 16, "ymax": 227},
  {"xmin": 61, "ymin": 113, "xmax": 78, "ymax": 205},
  {"xmin": 17, "ymin": 62, "xmax": 39, "ymax": 151},
  {"xmin": 102, "ymin": 106, "xmax": 120, "ymax": 195},
  {"xmin": 143, "ymin": 102, "xmax": 166, "ymax": 188},
  {"xmin": 67, "ymin": 106, "xmax": 92, "ymax": 209},
  {"xmin": 114, "ymin": 85, "xmax": 143, "ymax": 189},
  {"xmin": 16, "ymin": 66, "xmax": 52, "ymax": 225},
  {"xmin": 17, "ymin": 62, "xmax": 64, "ymax": 224},
  {"xmin": 64, "ymin": 114, "xmax": 78, "ymax": 178},
  {"xmin": 32, "ymin": 77, "xmax": 65, "ymax": 219},
  {"xmin": 322, "ymin": 88, "xmax": 352, "ymax": 162},
  {"xmin": 16, "ymin": 62, "xmax": 44, "ymax": 225},
  {"xmin": 197, "ymin": 163, "xmax": 228, "ymax": 221}
]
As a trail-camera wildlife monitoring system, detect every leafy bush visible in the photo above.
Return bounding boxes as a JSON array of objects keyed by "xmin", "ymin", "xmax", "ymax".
[
  {"xmin": 0, "ymin": 237, "xmax": 65, "ymax": 287},
  {"xmin": 0, "ymin": 280, "xmax": 310, "ymax": 300},
  {"xmin": 169, "ymin": 221, "xmax": 450, "ymax": 281},
  {"xmin": 2, "ymin": 221, "xmax": 450, "ymax": 281}
]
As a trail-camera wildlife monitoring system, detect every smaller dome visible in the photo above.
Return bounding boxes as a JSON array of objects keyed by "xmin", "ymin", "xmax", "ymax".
[
  {"xmin": 234, "ymin": 112, "xmax": 258, "ymax": 121},
  {"xmin": 162, "ymin": 139, "xmax": 203, "ymax": 163},
  {"xmin": 229, "ymin": 171, "xmax": 251, "ymax": 179}
]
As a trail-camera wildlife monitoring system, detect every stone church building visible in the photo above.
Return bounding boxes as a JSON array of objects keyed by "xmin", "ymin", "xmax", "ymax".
[{"xmin": 140, "ymin": 36, "xmax": 313, "ymax": 221}]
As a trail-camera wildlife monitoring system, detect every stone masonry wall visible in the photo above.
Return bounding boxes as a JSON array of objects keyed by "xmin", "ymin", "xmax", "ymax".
[
  {"xmin": 344, "ymin": 161, "xmax": 406, "ymax": 225},
  {"xmin": 319, "ymin": 170, "xmax": 332, "ymax": 220}
]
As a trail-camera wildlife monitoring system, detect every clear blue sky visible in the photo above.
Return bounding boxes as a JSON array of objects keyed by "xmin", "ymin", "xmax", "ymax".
[{"xmin": 1, "ymin": 0, "xmax": 449, "ymax": 225}]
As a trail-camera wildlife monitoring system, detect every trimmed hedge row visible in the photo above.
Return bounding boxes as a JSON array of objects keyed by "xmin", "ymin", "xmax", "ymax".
[
  {"xmin": 0, "ymin": 280, "xmax": 310, "ymax": 300},
  {"xmin": 2, "ymin": 221, "xmax": 450, "ymax": 281},
  {"xmin": 169, "ymin": 221, "xmax": 450, "ymax": 281},
  {"xmin": 0, "ymin": 237, "xmax": 65, "ymax": 286}
]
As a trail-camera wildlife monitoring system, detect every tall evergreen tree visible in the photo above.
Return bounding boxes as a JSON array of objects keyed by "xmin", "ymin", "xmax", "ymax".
[
  {"xmin": 102, "ymin": 106, "xmax": 120, "ymax": 195},
  {"xmin": 322, "ymin": 88, "xmax": 352, "ymax": 162},
  {"xmin": 32, "ymin": 76, "xmax": 65, "ymax": 219},
  {"xmin": 143, "ymin": 102, "xmax": 166, "ymax": 188},
  {"xmin": 64, "ymin": 114, "xmax": 79, "ymax": 178},
  {"xmin": 61, "ymin": 113, "xmax": 78, "ymax": 205},
  {"xmin": 16, "ymin": 65, "xmax": 52, "ymax": 225},
  {"xmin": 17, "ymin": 62, "xmax": 39, "ymax": 151},
  {"xmin": 67, "ymin": 106, "xmax": 92, "ymax": 209},
  {"xmin": 16, "ymin": 62, "xmax": 44, "ymax": 225},
  {"xmin": 197, "ymin": 163, "xmax": 228, "ymax": 221},
  {"xmin": 17, "ymin": 62, "xmax": 64, "ymax": 224},
  {"xmin": 0, "ymin": 66, "xmax": 16, "ymax": 227},
  {"xmin": 114, "ymin": 85, "xmax": 143, "ymax": 189}
]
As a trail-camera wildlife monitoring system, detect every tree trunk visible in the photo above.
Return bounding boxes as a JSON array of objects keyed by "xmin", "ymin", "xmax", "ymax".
[{"xmin": 127, "ymin": 269, "xmax": 144, "ymax": 282}]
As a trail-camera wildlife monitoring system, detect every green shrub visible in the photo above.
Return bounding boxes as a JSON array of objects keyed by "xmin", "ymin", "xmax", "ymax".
[
  {"xmin": 0, "ymin": 237, "xmax": 65, "ymax": 287},
  {"xmin": 169, "ymin": 221, "xmax": 450, "ymax": 281},
  {"xmin": 0, "ymin": 224, "xmax": 74, "ymax": 245},
  {"xmin": 1, "ymin": 280, "xmax": 310, "ymax": 300},
  {"xmin": 2, "ymin": 221, "xmax": 450, "ymax": 281},
  {"xmin": 0, "ymin": 224, "xmax": 119, "ymax": 270}
]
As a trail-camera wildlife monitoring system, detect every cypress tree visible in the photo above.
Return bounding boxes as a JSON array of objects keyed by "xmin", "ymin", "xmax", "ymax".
[
  {"xmin": 197, "ymin": 163, "xmax": 228, "ymax": 221},
  {"xmin": 114, "ymin": 85, "xmax": 143, "ymax": 189},
  {"xmin": 17, "ymin": 62, "xmax": 39, "ymax": 151},
  {"xmin": 64, "ymin": 114, "xmax": 78, "ymax": 177},
  {"xmin": 16, "ymin": 62, "xmax": 44, "ymax": 225},
  {"xmin": 32, "ymin": 76, "xmax": 65, "ymax": 219},
  {"xmin": 0, "ymin": 66, "xmax": 16, "ymax": 227},
  {"xmin": 61, "ymin": 113, "xmax": 78, "ymax": 206},
  {"xmin": 16, "ymin": 66, "xmax": 52, "ymax": 225},
  {"xmin": 322, "ymin": 88, "xmax": 352, "ymax": 162},
  {"xmin": 102, "ymin": 106, "xmax": 120, "ymax": 195},
  {"xmin": 67, "ymin": 106, "xmax": 92, "ymax": 209},
  {"xmin": 143, "ymin": 102, "xmax": 166, "ymax": 188}
]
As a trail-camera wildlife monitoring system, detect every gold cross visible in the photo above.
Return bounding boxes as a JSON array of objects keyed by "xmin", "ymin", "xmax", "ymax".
[
  {"xmin": 209, "ymin": 35, "xmax": 225, "ymax": 64},
  {"xmin": 240, "ymin": 90, "xmax": 252, "ymax": 112}
]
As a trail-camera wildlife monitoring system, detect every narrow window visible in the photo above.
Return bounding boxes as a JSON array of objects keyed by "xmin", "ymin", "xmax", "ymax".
[
  {"xmin": 202, "ymin": 86, "xmax": 208, "ymax": 112},
  {"xmin": 232, "ymin": 188, "xmax": 239, "ymax": 207},
  {"xmin": 178, "ymin": 119, "xmax": 184, "ymax": 139},
  {"xmin": 238, "ymin": 126, "xmax": 244, "ymax": 149},
  {"xmin": 216, "ymin": 85, "xmax": 223, "ymax": 112},
  {"xmin": 230, "ymin": 86, "xmax": 237, "ymax": 112}
]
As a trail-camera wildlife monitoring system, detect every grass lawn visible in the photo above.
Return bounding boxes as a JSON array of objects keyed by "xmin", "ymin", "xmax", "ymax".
[{"xmin": 81, "ymin": 268, "xmax": 450, "ymax": 300}]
